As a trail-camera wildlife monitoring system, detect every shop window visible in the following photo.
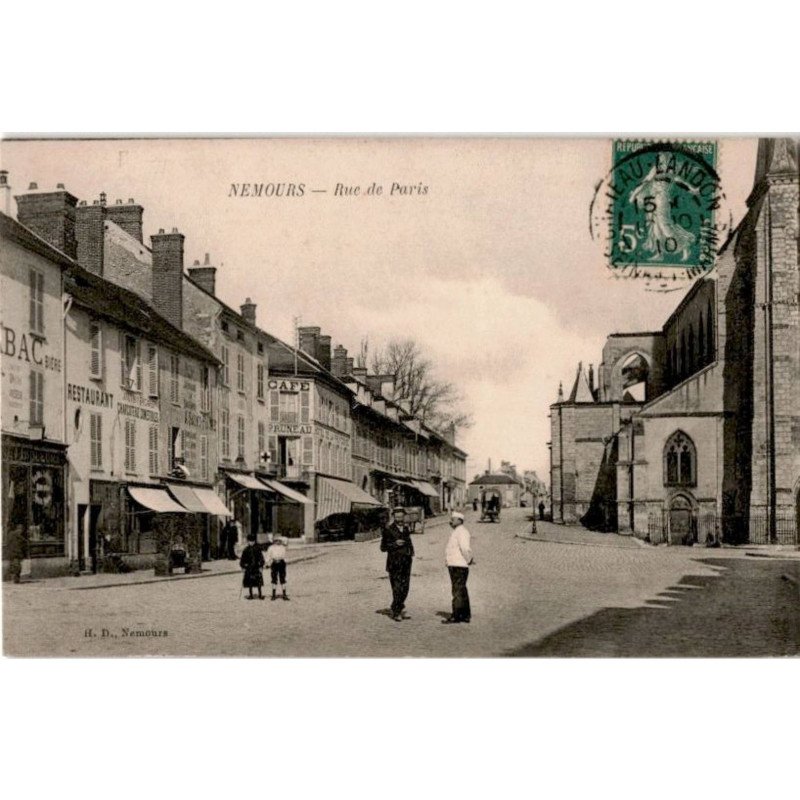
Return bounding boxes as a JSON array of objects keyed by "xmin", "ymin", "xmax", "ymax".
[
  {"xmin": 149, "ymin": 424, "xmax": 159, "ymax": 475},
  {"xmin": 147, "ymin": 345, "xmax": 159, "ymax": 397},
  {"xmin": 29, "ymin": 268, "xmax": 45, "ymax": 335},
  {"xmin": 89, "ymin": 321, "xmax": 103, "ymax": 379},
  {"xmin": 170, "ymin": 426, "xmax": 182, "ymax": 470},
  {"xmin": 663, "ymin": 431, "xmax": 696, "ymax": 487},
  {"xmin": 29, "ymin": 370, "xmax": 44, "ymax": 425},
  {"xmin": 125, "ymin": 419, "xmax": 137, "ymax": 473},
  {"xmin": 170, "ymin": 354, "xmax": 180, "ymax": 404},
  {"xmin": 90, "ymin": 413, "xmax": 103, "ymax": 469},
  {"xmin": 29, "ymin": 466, "xmax": 64, "ymax": 557}
]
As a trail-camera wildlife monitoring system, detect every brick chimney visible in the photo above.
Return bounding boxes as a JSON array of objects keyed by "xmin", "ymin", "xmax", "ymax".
[
  {"xmin": 332, "ymin": 345, "xmax": 348, "ymax": 376},
  {"xmin": 352, "ymin": 366, "xmax": 368, "ymax": 380},
  {"xmin": 106, "ymin": 198, "xmax": 144, "ymax": 242},
  {"xmin": 0, "ymin": 171, "xmax": 11, "ymax": 216},
  {"xmin": 317, "ymin": 335, "xmax": 332, "ymax": 371},
  {"xmin": 346, "ymin": 357, "xmax": 355, "ymax": 374},
  {"xmin": 187, "ymin": 252, "xmax": 217, "ymax": 296},
  {"xmin": 151, "ymin": 227, "xmax": 185, "ymax": 330},
  {"xmin": 75, "ymin": 198, "xmax": 107, "ymax": 275},
  {"xmin": 16, "ymin": 182, "xmax": 78, "ymax": 259},
  {"xmin": 298, "ymin": 326, "xmax": 321, "ymax": 359},
  {"xmin": 240, "ymin": 297, "xmax": 256, "ymax": 327}
]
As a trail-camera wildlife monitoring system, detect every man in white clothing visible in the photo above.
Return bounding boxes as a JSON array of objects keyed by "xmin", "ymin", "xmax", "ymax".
[{"xmin": 443, "ymin": 511, "xmax": 473, "ymax": 624}]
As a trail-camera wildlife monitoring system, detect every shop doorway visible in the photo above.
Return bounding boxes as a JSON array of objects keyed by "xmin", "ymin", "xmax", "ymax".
[{"xmin": 77, "ymin": 505, "xmax": 87, "ymax": 571}]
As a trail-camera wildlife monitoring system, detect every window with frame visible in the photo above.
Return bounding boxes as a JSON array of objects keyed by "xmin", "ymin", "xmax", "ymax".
[
  {"xmin": 147, "ymin": 345, "xmax": 159, "ymax": 397},
  {"xmin": 302, "ymin": 435, "xmax": 313, "ymax": 467},
  {"xmin": 90, "ymin": 413, "xmax": 103, "ymax": 469},
  {"xmin": 29, "ymin": 268, "xmax": 44, "ymax": 335},
  {"xmin": 279, "ymin": 392, "xmax": 299, "ymax": 424},
  {"xmin": 201, "ymin": 365, "xmax": 211, "ymax": 412},
  {"xmin": 300, "ymin": 391, "xmax": 310, "ymax": 424},
  {"xmin": 221, "ymin": 409, "xmax": 230, "ymax": 459},
  {"xmin": 89, "ymin": 321, "xmax": 103, "ymax": 379},
  {"xmin": 121, "ymin": 334, "xmax": 142, "ymax": 391},
  {"xmin": 663, "ymin": 431, "xmax": 696, "ymax": 487},
  {"xmin": 237, "ymin": 415, "xmax": 245, "ymax": 459},
  {"xmin": 257, "ymin": 364, "xmax": 265, "ymax": 400},
  {"xmin": 148, "ymin": 424, "xmax": 159, "ymax": 475},
  {"xmin": 125, "ymin": 419, "xmax": 136, "ymax": 473},
  {"xmin": 170, "ymin": 354, "xmax": 180, "ymax": 404},
  {"xmin": 29, "ymin": 370, "xmax": 44, "ymax": 425},
  {"xmin": 237, "ymin": 353, "xmax": 245, "ymax": 392},
  {"xmin": 270, "ymin": 390, "xmax": 279, "ymax": 421},
  {"xmin": 221, "ymin": 345, "xmax": 230, "ymax": 386}
]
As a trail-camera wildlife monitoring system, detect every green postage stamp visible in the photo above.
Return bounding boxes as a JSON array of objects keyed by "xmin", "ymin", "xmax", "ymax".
[{"xmin": 591, "ymin": 140, "xmax": 727, "ymax": 285}]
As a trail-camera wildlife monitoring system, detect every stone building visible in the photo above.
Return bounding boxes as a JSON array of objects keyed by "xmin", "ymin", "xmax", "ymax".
[
  {"xmin": 550, "ymin": 138, "xmax": 800, "ymax": 544},
  {"xmin": 1, "ymin": 198, "xmax": 69, "ymax": 578},
  {"xmin": 467, "ymin": 472, "xmax": 524, "ymax": 508},
  {"xmin": 6, "ymin": 183, "xmax": 227, "ymax": 575}
]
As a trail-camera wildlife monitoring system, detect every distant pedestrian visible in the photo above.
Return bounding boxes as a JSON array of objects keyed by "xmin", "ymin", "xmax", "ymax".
[
  {"xmin": 267, "ymin": 535, "xmax": 290, "ymax": 601},
  {"xmin": 239, "ymin": 533, "xmax": 265, "ymax": 600},
  {"xmin": 538, "ymin": 501, "xmax": 545, "ymax": 521},
  {"xmin": 380, "ymin": 506, "xmax": 414, "ymax": 621},
  {"xmin": 472, "ymin": 497, "xmax": 478, "ymax": 512},
  {"xmin": 442, "ymin": 511, "xmax": 473, "ymax": 624},
  {"xmin": 229, "ymin": 519, "xmax": 242, "ymax": 560}
]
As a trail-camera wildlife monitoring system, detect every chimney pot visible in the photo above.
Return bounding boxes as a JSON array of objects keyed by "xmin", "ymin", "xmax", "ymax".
[
  {"xmin": 128, "ymin": 198, "xmax": 134, "ymax": 203},
  {"xmin": 56, "ymin": 183, "xmax": 65, "ymax": 189},
  {"xmin": 193, "ymin": 259, "xmax": 200, "ymax": 266},
  {"xmin": 204, "ymin": 252, "xmax": 210, "ymax": 265},
  {"xmin": 159, "ymin": 228, "xmax": 165, "ymax": 234},
  {"xmin": 79, "ymin": 200, "xmax": 86, "ymax": 206},
  {"xmin": 116, "ymin": 198, "xmax": 122, "ymax": 204},
  {"xmin": 171, "ymin": 227, "xmax": 178, "ymax": 234},
  {"xmin": 99, "ymin": 192, "xmax": 107, "ymax": 206},
  {"xmin": 29, "ymin": 182, "xmax": 38, "ymax": 190}
]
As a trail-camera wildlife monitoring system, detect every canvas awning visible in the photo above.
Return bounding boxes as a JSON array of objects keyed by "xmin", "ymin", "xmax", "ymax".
[
  {"xmin": 128, "ymin": 486, "xmax": 188, "ymax": 513},
  {"xmin": 225, "ymin": 472, "xmax": 270, "ymax": 491},
  {"xmin": 411, "ymin": 480, "xmax": 439, "ymax": 498},
  {"xmin": 167, "ymin": 484, "xmax": 232, "ymax": 516},
  {"xmin": 259, "ymin": 478, "xmax": 312, "ymax": 505},
  {"xmin": 316, "ymin": 476, "xmax": 383, "ymax": 522}
]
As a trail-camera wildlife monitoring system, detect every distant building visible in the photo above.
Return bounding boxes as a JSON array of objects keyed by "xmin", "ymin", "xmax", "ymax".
[
  {"xmin": 467, "ymin": 472, "xmax": 524, "ymax": 507},
  {"xmin": 550, "ymin": 138, "xmax": 800, "ymax": 544}
]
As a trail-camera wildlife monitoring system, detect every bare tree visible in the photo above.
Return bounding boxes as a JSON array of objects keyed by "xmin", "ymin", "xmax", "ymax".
[{"xmin": 368, "ymin": 338, "xmax": 472, "ymax": 434}]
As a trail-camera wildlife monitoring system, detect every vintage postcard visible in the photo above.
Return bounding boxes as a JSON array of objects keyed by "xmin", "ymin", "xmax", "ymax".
[{"xmin": 1, "ymin": 136, "xmax": 798, "ymax": 657}]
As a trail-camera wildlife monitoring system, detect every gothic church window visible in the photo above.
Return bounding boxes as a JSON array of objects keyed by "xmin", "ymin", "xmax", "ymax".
[{"xmin": 663, "ymin": 431, "xmax": 696, "ymax": 487}]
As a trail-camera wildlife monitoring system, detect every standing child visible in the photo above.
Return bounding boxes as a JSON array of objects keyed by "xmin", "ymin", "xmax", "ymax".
[
  {"xmin": 266, "ymin": 535, "xmax": 290, "ymax": 601},
  {"xmin": 239, "ymin": 533, "xmax": 265, "ymax": 600}
]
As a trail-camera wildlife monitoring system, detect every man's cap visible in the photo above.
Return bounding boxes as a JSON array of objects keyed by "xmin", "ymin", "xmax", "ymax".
[
  {"xmin": 451, "ymin": 511, "xmax": 465, "ymax": 522},
  {"xmin": 392, "ymin": 506, "xmax": 406, "ymax": 514}
]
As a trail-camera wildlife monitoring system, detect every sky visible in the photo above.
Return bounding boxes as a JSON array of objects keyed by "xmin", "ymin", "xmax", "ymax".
[{"xmin": 0, "ymin": 137, "xmax": 758, "ymax": 483}]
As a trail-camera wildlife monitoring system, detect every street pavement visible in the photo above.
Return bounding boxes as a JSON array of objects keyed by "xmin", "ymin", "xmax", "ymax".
[{"xmin": 4, "ymin": 508, "xmax": 799, "ymax": 657}]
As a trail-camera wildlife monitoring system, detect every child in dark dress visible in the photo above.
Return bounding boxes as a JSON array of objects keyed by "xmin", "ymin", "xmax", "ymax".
[{"xmin": 239, "ymin": 533, "xmax": 265, "ymax": 600}]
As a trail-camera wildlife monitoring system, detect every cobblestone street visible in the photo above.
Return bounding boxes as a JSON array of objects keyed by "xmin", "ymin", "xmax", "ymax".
[{"xmin": 4, "ymin": 508, "xmax": 799, "ymax": 657}]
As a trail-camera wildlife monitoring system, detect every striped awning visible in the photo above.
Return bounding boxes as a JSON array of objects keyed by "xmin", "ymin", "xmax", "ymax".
[
  {"xmin": 167, "ymin": 484, "xmax": 232, "ymax": 516},
  {"xmin": 259, "ymin": 478, "xmax": 312, "ymax": 505},
  {"xmin": 316, "ymin": 477, "xmax": 383, "ymax": 522},
  {"xmin": 411, "ymin": 480, "xmax": 439, "ymax": 498},
  {"xmin": 225, "ymin": 472, "xmax": 270, "ymax": 491},
  {"xmin": 128, "ymin": 487, "xmax": 188, "ymax": 513}
]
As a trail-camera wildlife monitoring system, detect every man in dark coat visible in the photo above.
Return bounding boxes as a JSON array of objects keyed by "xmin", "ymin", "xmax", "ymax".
[
  {"xmin": 380, "ymin": 507, "xmax": 415, "ymax": 621},
  {"xmin": 239, "ymin": 533, "xmax": 265, "ymax": 600}
]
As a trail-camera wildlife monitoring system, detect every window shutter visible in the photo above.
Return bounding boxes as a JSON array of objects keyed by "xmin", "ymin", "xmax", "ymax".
[
  {"xmin": 270, "ymin": 390, "xmax": 279, "ymax": 421},
  {"xmin": 134, "ymin": 339, "xmax": 142, "ymax": 392},
  {"xmin": 302, "ymin": 436, "xmax": 313, "ymax": 466},
  {"xmin": 148, "ymin": 346, "xmax": 158, "ymax": 397},
  {"xmin": 29, "ymin": 270, "xmax": 36, "ymax": 330},
  {"xmin": 90, "ymin": 323, "xmax": 102, "ymax": 378},
  {"xmin": 301, "ymin": 391, "xmax": 310, "ymax": 423}
]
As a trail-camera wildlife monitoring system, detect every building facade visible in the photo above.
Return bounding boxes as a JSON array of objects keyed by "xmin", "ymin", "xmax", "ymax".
[
  {"xmin": 550, "ymin": 138, "xmax": 800, "ymax": 545},
  {"xmin": 1, "ymin": 205, "xmax": 69, "ymax": 578}
]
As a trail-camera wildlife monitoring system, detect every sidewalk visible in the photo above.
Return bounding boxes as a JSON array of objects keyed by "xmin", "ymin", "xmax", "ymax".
[{"xmin": 515, "ymin": 520, "xmax": 642, "ymax": 549}]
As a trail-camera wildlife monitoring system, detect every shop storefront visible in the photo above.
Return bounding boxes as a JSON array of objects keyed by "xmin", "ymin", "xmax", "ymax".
[{"xmin": 2, "ymin": 434, "xmax": 68, "ymax": 578}]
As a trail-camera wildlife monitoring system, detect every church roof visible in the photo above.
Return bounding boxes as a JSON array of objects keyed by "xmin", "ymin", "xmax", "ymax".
[{"xmin": 568, "ymin": 362, "xmax": 595, "ymax": 403}]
